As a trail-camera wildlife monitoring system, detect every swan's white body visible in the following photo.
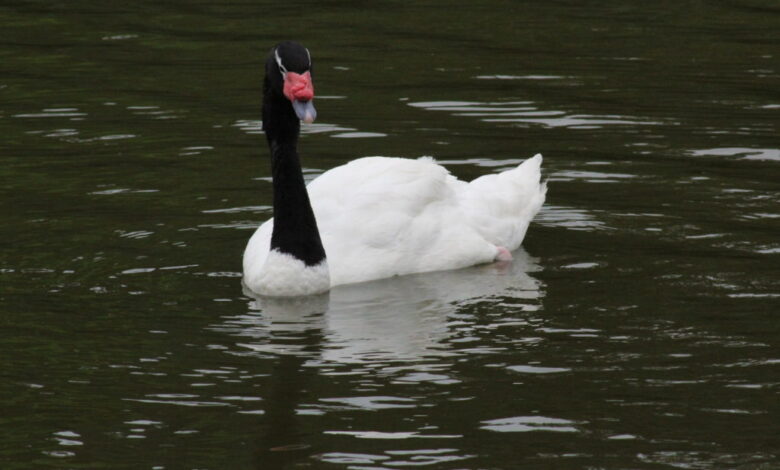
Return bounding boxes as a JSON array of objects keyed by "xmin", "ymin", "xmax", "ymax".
[{"xmin": 243, "ymin": 153, "xmax": 546, "ymax": 296}]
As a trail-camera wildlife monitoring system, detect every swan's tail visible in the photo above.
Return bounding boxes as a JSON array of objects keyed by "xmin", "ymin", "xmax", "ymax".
[{"xmin": 462, "ymin": 153, "xmax": 546, "ymax": 249}]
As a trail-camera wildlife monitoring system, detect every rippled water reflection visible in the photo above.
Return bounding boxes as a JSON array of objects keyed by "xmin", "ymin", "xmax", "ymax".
[
  {"xmin": 2, "ymin": 1, "xmax": 779, "ymax": 469},
  {"xmin": 221, "ymin": 250, "xmax": 542, "ymax": 361}
]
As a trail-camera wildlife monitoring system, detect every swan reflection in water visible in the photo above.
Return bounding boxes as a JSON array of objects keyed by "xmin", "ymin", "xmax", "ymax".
[
  {"xmin": 220, "ymin": 248, "xmax": 545, "ymax": 364},
  {"xmin": 210, "ymin": 249, "xmax": 545, "ymax": 469}
]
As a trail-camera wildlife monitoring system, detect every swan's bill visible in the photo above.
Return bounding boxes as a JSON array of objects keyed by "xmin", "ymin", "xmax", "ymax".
[{"xmin": 293, "ymin": 99, "xmax": 317, "ymax": 124}]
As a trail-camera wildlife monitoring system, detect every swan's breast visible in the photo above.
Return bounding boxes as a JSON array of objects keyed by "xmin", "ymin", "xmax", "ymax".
[{"xmin": 247, "ymin": 249, "xmax": 330, "ymax": 297}]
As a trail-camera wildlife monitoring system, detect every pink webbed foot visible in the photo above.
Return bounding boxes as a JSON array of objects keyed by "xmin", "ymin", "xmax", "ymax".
[{"xmin": 495, "ymin": 246, "xmax": 513, "ymax": 262}]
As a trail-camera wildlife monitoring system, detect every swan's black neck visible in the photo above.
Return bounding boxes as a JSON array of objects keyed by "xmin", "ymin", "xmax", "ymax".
[{"xmin": 262, "ymin": 77, "xmax": 326, "ymax": 266}]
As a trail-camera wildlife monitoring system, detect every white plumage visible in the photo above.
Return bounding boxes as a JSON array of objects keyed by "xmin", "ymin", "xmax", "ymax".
[{"xmin": 243, "ymin": 153, "xmax": 546, "ymax": 294}]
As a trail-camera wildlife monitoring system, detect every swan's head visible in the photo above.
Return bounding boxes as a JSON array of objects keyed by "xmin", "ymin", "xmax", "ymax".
[{"xmin": 267, "ymin": 41, "xmax": 316, "ymax": 124}]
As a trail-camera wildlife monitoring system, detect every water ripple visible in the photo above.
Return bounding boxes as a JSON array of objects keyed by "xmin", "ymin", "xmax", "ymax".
[
  {"xmin": 480, "ymin": 416, "xmax": 580, "ymax": 433},
  {"xmin": 690, "ymin": 147, "xmax": 780, "ymax": 162},
  {"xmin": 319, "ymin": 396, "xmax": 417, "ymax": 411},
  {"xmin": 324, "ymin": 430, "xmax": 461, "ymax": 439},
  {"xmin": 535, "ymin": 205, "xmax": 609, "ymax": 231},
  {"xmin": 409, "ymin": 100, "xmax": 674, "ymax": 129}
]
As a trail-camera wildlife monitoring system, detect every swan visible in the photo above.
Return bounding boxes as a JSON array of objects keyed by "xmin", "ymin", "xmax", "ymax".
[{"xmin": 243, "ymin": 41, "xmax": 547, "ymax": 297}]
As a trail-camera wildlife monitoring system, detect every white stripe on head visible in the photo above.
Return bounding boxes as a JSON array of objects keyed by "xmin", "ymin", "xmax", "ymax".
[
  {"xmin": 305, "ymin": 48, "xmax": 311, "ymax": 68},
  {"xmin": 274, "ymin": 48, "xmax": 288, "ymax": 77}
]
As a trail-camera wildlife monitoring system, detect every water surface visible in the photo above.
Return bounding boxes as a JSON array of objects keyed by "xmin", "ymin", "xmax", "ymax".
[{"xmin": 1, "ymin": 1, "xmax": 779, "ymax": 469}]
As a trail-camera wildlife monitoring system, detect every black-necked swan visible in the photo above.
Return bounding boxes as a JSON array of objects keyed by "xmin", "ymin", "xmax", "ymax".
[{"xmin": 243, "ymin": 41, "xmax": 547, "ymax": 297}]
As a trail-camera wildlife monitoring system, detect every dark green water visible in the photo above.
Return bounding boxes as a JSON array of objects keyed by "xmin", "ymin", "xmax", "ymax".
[{"xmin": 2, "ymin": 1, "xmax": 779, "ymax": 469}]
